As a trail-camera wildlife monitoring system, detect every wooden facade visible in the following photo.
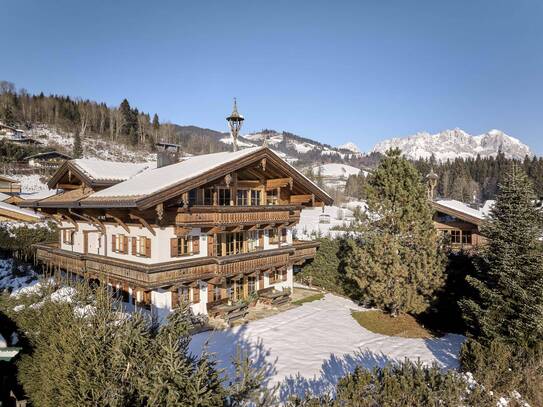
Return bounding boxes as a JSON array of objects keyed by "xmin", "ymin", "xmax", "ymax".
[
  {"xmin": 431, "ymin": 201, "xmax": 486, "ymax": 250},
  {"xmin": 27, "ymin": 147, "xmax": 331, "ymax": 316}
]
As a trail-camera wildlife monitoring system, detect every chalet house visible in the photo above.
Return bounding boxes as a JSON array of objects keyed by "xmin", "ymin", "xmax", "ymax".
[
  {"xmin": 23, "ymin": 147, "xmax": 332, "ymax": 318},
  {"xmin": 431, "ymin": 199, "xmax": 487, "ymax": 250}
]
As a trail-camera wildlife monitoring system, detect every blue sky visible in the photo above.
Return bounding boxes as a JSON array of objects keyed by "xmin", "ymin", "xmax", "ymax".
[{"xmin": 2, "ymin": 0, "xmax": 543, "ymax": 153}]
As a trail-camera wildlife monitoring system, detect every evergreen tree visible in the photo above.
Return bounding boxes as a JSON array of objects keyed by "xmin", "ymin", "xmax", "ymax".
[
  {"xmin": 342, "ymin": 149, "xmax": 445, "ymax": 316},
  {"xmin": 461, "ymin": 165, "xmax": 543, "ymax": 347},
  {"xmin": 72, "ymin": 130, "xmax": 83, "ymax": 158}
]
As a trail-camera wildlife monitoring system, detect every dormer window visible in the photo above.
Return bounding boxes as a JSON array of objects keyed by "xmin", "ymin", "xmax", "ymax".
[{"xmin": 218, "ymin": 188, "xmax": 231, "ymax": 206}]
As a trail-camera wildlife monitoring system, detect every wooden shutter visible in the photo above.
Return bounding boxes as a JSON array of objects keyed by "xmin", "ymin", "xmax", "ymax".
[
  {"xmin": 207, "ymin": 234, "xmax": 214, "ymax": 256},
  {"xmin": 145, "ymin": 237, "xmax": 151, "ymax": 257},
  {"xmin": 170, "ymin": 238, "xmax": 178, "ymax": 257},
  {"xmin": 111, "ymin": 234, "xmax": 116, "ymax": 252},
  {"xmin": 192, "ymin": 236, "xmax": 200, "ymax": 254},
  {"xmin": 207, "ymin": 283, "xmax": 214, "ymax": 302},
  {"xmin": 192, "ymin": 286, "xmax": 200, "ymax": 304},
  {"xmin": 171, "ymin": 289, "xmax": 178, "ymax": 309},
  {"xmin": 259, "ymin": 230, "xmax": 264, "ymax": 247},
  {"xmin": 122, "ymin": 235, "xmax": 128, "ymax": 254},
  {"xmin": 132, "ymin": 237, "xmax": 137, "ymax": 255}
]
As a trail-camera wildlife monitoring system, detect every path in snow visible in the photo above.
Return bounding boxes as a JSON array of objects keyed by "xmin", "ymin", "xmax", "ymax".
[{"xmin": 189, "ymin": 293, "xmax": 464, "ymax": 400}]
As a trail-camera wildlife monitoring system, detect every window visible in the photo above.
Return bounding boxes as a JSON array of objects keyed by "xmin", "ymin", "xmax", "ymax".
[
  {"xmin": 248, "ymin": 275, "xmax": 257, "ymax": 294},
  {"xmin": 268, "ymin": 229, "xmax": 279, "ymax": 245},
  {"xmin": 112, "ymin": 234, "xmax": 128, "ymax": 254},
  {"xmin": 266, "ymin": 189, "xmax": 279, "ymax": 205},
  {"xmin": 280, "ymin": 228, "xmax": 288, "ymax": 243},
  {"xmin": 170, "ymin": 236, "xmax": 192, "ymax": 257},
  {"xmin": 269, "ymin": 269, "xmax": 281, "ymax": 284},
  {"xmin": 247, "ymin": 230, "xmax": 260, "ymax": 252},
  {"xmin": 62, "ymin": 229, "xmax": 74, "ymax": 245},
  {"xmin": 225, "ymin": 232, "xmax": 244, "ymax": 256},
  {"xmin": 188, "ymin": 189, "xmax": 197, "ymax": 206},
  {"xmin": 218, "ymin": 188, "xmax": 231, "ymax": 206},
  {"xmin": 179, "ymin": 286, "xmax": 190, "ymax": 303},
  {"xmin": 236, "ymin": 189, "xmax": 249, "ymax": 206},
  {"xmin": 462, "ymin": 231, "xmax": 472, "ymax": 245},
  {"xmin": 204, "ymin": 188, "xmax": 214, "ymax": 205},
  {"xmin": 251, "ymin": 190, "xmax": 261, "ymax": 206},
  {"xmin": 451, "ymin": 230, "xmax": 461, "ymax": 244},
  {"xmin": 133, "ymin": 236, "xmax": 151, "ymax": 257}
]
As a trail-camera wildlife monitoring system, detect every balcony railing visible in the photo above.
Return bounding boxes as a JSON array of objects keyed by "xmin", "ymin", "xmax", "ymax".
[
  {"xmin": 176, "ymin": 205, "xmax": 300, "ymax": 226},
  {"xmin": 34, "ymin": 242, "xmax": 303, "ymax": 290}
]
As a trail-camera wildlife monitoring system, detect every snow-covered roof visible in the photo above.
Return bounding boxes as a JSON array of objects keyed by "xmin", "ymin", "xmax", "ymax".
[
  {"xmin": 0, "ymin": 201, "xmax": 43, "ymax": 220},
  {"xmin": 20, "ymin": 189, "xmax": 59, "ymax": 201},
  {"xmin": 481, "ymin": 200, "xmax": 495, "ymax": 217},
  {"xmin": 90, "ymin": 147, "xmax": 264, "ymax": 198},
  {"xmin": 72, "ymin": 159, "xmax": 155, "ymax": 182},
  {"xmin": 434, "ymin": 199, "xmax": 485, "ymax": 221},
  {"xmin": 0, "ymin": 192, "xmax": 10, "ymax": 202}
]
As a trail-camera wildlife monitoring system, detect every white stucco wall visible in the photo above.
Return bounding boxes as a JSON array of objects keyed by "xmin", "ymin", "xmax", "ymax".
[{"xmin": 269, "ymin": 265, "xmax": 294, "ymax": 291}]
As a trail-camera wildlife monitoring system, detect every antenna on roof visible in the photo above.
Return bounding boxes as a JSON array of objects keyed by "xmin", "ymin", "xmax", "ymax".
[{"xmin": 226, "ymin": 98, "xmax": 244, "ymax": 152}]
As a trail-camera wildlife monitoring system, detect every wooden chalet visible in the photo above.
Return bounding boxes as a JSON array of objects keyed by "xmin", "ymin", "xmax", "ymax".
[
  {"xmin": 431, "ymin": 199, "xmax": 486, "ymax": 250},
  {"xmin": 23, "ymin": 147, "xmax": 333, "ymax": 318},
  {"xmin": 23, "ymin": 151, "xmax": 72, "ymax": 168}
]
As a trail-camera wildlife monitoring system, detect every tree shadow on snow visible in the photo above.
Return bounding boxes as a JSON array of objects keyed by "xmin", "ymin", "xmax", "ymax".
[
  {"xmin": 423, "ymin": 333, "xmax": 465, "ymax": 369},
  {"xmin": 279, "ymin": 349, "xmax": 393, "ymax": 401}
]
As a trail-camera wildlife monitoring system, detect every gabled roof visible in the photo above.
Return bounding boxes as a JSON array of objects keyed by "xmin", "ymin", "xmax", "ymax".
[
  {"xmin": 36, "ymin": 147, "xmax": 333, "ymax": 209},
  {"xmin": 432, "ymin": 199, "xmax": 485, "ymax": 226},
  {"xmin": 47, "ymin": 158, "xmax": 155, "ymax": 189}
]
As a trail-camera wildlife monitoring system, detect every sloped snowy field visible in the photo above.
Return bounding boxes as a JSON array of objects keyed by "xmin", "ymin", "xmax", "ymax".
[{"xmin": 189, "ymin": 293, "xmax": 464, "ymax": 400}]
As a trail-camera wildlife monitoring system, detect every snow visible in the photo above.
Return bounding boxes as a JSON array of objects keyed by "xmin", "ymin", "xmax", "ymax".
[
  {"xmin": 0, "ymin": 258, "xmax": 38, "ymax": 293},
  {"xmin": 12, "ymin": 174, "xmax": 48, "ymax": 192},
  {"xmin": 312, "ymin": 163, "xmax": 363, "ymax": 178},
  {"xmin": 90, "ymin": 147, "xmax": 328, "ymax": 200},
  {"xmin": 373, "ymin": 128, "xmax": 534, "ymax": 162},
  {"xmin": 219, "ymin": 136, "xmax": 256, "ymax": 148},
  {"xmin": 20, "ymin": 189, "xmax": 58, "ymax": 201},
  {"xmin": 190, "ymin": 293, "xmax": 464, "ymax": 400},
  {"xmin": 0, "ymin": 192, "xmax": 10, "ymax": 202},
  {"xmin": 337, "ymin": 142, "xmax": 360, "ymax": 153},
  {"xmin": 0, "ymin": 334, "xmax": 6, "ymax": 348},
  {"xmin": 73, "ymin": 158, "xmax": 155, "ymax": 182},
  {"xmin": 294, "ymin": 205, "xmax": 356, "ymax": 240},
  {"xmin": 0, "ymin": 200, "xmax": 43, "ymax": 219},
  {"xmin": 481, "ymin": 199, "xmax": 495, "ymax": 216},
  {"xmin": 434, "ymin": 199, "xmax": 485, "ymax": 220}
]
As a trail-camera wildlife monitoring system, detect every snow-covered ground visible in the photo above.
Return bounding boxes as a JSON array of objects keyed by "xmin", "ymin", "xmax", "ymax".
[
  {"xmin": 12, "ymin": 174, "xmax": 48, "ymax": 192},
  {"xmin": 294, "ymin": 205, "xmax": 358, "ymax": 239},
  {"xmin": 189, "ymin": 293, "xmax": 464, "ymax": 400}
]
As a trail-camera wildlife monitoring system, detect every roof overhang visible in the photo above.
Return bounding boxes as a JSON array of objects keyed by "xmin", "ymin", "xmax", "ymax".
[{"xmin": 432, "ymin": 201, "xmax": 483, "ymax": 226}]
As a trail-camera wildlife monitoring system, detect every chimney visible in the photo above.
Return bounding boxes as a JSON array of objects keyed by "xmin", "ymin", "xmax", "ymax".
[{"xmin": 155, "ymin": 142, "xmax": 182, "ymax": 168}]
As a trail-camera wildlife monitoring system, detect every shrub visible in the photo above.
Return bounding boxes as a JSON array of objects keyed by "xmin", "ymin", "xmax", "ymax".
[{"xmin": 0, "ymin": 221, "xmax": 58, "ymax": 261}]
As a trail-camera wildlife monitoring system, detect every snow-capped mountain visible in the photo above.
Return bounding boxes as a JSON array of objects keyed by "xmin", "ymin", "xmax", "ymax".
[
  {"xmin": 373, "ymin": 129, "xmax": 533, "ymax": 161},
  {"xmin": 337, "ymin": 142, "xmax": 360, "ymax": 153}
]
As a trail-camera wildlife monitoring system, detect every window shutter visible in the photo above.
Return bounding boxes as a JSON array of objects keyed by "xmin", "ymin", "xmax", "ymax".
[
  {"xmin": 132, "ymin": 237, "xmax": 137, "ymax": 255},
  {"xmin": 123, "ymin": 235, "xmax": 128, "ymax": 254},
  {"xmin": 207, "ymin": 283, "xmax": 214, "ymax": 302},
  {"xmin": 192, "ymin": 236, "xmax": 200, "ymax": 254},
  {"xmin": 207, "ymin": 235, "xmax": 214, "ymax": 256},
  {"xmin": 258, "ymin": 272, "xmax": 264, "ymax": 290},
  {"xmin": 112, "ymin": 234, "xmax": 116, "ymax": 252},
  {"xmin": 145, "ymin": 237, "xmax": 151, "ymax": 258},
  {"xmin": 259, "ymin": 230, "xmax": 264, "ymax": 247},
  {"xmin": 170, "ymin": 238, "xmax": 178, "ymax": 257},
  {"xmin": 192, "ymin": 286, "xmax": 200, "ymax": 303},
  {"xmin": 171, "ymin": 289, "xmax": 178, "ymax": 309}
]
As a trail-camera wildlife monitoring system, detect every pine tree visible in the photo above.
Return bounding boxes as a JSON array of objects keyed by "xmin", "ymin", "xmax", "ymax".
[
  {"xmin": 461, "ymin": 165, "xmax": 543, "ymax": 347},
  {"xmin": 72, "ymin": 130, "xmax": 83, "ymax": 158},
  {"xmin": 342, "ymin": 149, "xmax": 445, "ymax": 316}
]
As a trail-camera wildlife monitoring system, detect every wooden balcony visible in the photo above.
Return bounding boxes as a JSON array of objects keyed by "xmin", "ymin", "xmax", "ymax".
[
  {"xmin": 291, "ymin": 240, "xmax": 320, "ymax": 265},
  {"xmin": 176, "ymin": 205, "xmax": 300, "ymax": 226},
  {"xmin": 34, "ymin": 242, "xmax": 306, "ymax": 290}
]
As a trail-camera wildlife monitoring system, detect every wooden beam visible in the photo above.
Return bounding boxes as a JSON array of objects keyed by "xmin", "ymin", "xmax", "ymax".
[
  {"xmin": 105, "ymin": 212, "xmax": 130, "ymax": 233},
  {"xmin": 56, "ymin": 183, "xmax": 82, "ymax": 190},
  {"xmin": 56, "ymin": 213, "xmax": 79, "ymax": 231},
  {"xmin": 237, "ymin": 180, "xmax": 261, "ymax": 188},
  {"xmin": 176, "ymin": 226, "xmax": 191, "ymax": 236},
  {"xmin": 247, "ymin": 224, "xmax": 260, "ymax": 231},
  {"xmin": 129, "ymin": 213, "xmax": 156, "ymax": 236},
  {"xmin": 266, "ymin": 177, "xmax": 292, "ymax": 190},
  {"xmin": 207, "ymin": 226, "xmax": 224, "ymax": 235},
  {"xmin": 290, "ymin": 194, "xmax": 312, "ymax": 204},
  {"xmin": 69, "ymin": 209, "xmax": 103, "ymax": 233}
]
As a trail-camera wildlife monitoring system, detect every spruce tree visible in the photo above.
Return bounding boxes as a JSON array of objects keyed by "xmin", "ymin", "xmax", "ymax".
[
  {"xmin": 72, "ymin": 130, "xmax": 83, "ymax": 158},
  {"xmin": 461, "ymin": 165, "xmax": 543, "ymax": 347},
  {"xmin": 343, "ymin": 148, "xmax": 445, "ymax": 316}
]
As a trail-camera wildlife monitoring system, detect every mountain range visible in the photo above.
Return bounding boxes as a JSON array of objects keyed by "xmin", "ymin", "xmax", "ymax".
[{"xmin": 372, "ymin": 128, "xmax": 534, "ymax": 162}]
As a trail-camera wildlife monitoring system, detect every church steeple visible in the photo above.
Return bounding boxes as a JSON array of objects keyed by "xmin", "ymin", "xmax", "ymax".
[{"xmin": 226, "ymin": 98, "xmax": 244, "ymax": 151}]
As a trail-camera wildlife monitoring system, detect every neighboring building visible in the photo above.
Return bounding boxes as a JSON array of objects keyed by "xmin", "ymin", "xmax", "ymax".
[
  {"xmin": 0, "ymin": 175, "xmax": 21, "ymax": 194},
  {"xmin": 431, "ymin": 199, "xmax": 486, "ymax": 250},
  {"xmin": 23, "ymin": 151, "xmax": 72, "ymax": 168},
  {"xmin": 0, "ymin": 200, "xmax": 43, "ymax": 222},
  {"xmin": 24, "ymin": 146, "xmax": 332, "ymax": 318}
]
